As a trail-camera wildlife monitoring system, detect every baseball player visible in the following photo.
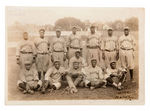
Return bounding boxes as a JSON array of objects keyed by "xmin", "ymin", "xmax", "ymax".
[
  {"xmin": 118, "ymin": 27, "xmax": 136, "ymax": 82},
  {"xmin": 50, "ymin": 28, "xmax": 67, "ymax": 67},
  {"xmin": 17, "ymin": 60, "xmax": 42, "ymax": 94},
  {"xmin": 102, "ymin": 27, "xmax": 118, "ymax": 68},
  {"xmin": 105, "ymin": 61, "xmax": 127, "ymax": 90},
  {"xmin": 34, "ymin": 29, "xmax": 50, "ymax": 82},
  {"xmin": 65, "ymin": 51, "xmax": 86, "ymax": 93},
  {"xmin": 16, "ymin": 32, "xmax": 36, "ymax": 68},
  {"xmin": 83, "ymin": 58, "xmax": 105, "ymax": 90},
  {"xmin": 67, "ymin": 26, "xmax": 82, "ymax": 61},
  {"xmin": 41, "ymin": 59, "xmax": 66, "ymax": 94},
  {"xmin": 69, "ymin": 50, "xmax": 87, "ymax": 69},
  {"xmin": 86, "ymin": 25, "xmax": 102, "ymax": 66}
]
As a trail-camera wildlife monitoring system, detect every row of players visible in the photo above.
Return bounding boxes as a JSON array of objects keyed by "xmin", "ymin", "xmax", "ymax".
[{"xmin": 17, "ymin": 50, "xmax": 127, "ymax": 94}]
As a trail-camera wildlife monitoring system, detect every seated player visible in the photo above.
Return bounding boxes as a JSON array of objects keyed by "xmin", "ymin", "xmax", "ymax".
[
  {"xmin": 17, "ymin": 61, "xmax": 42, "ymax": 94},
  {"xmin": 41, "ymin": 59, "xmax": 66, "ymax": 94},
  {"xmin": 65, "ymin": 61, "xmax": 84, "ymax": 94},
  {"xmin": 65, "ymin": 50, "xmax": 87, "ymax": 94},
  {"xmin": 105, "ymin": 61, "xmax": 127, "ymax": 90},
  {"xmin": 83, "ymin": 58, "xmax": 105, "ymax": 90}
]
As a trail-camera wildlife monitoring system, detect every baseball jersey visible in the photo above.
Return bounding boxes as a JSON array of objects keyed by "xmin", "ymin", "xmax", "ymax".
[
  {"xmin": 34, "ymin": 37, "xmax": 50, "ymax": 53},
  {"xmin": 87, "ymin": 33, "xmax": 102, "ymax": 48},
  {"xmin": 51, "ymin": 37, "xmax": 67, "ymax": 52},
  {"xmin": 19, "ymin": 64, "xmax": 38, "ymax": 82},
  {"xmin": 69, "ymin": 56, "xmax": 87, "ymax": 69},
  {"xmin": 105, "ymin": 68, "xmax": 123, "ymax": 79},
  {"xmin": 102, "ymin": 36, "xmax": 118, "ymax": 51},
  {"xmin": 84, "ymin": 66, "xmax": 103, "ymax": 81},
  {"xmin": 67, "ymin": 33, "xmax": 82, "ymax": 48},
  {"xmin": 16, "ymin": 40, "xmax": 36, "ymax": 57},
  {"xmin": 118, "ymin": 35, "xmax": 136, "ymax": 50},
  {"xmin": 45, "ymin": 66, "xmax": 65, "ymax": 83}
]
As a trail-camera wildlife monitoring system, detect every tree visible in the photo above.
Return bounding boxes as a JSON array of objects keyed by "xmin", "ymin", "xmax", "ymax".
[
  {"xmin": 55, "ymin": 17, "xmax": 85, "ymax": 31},
  {"xmin": 124, "ymin": 17, "xmax": 139, "ymax": 31}
]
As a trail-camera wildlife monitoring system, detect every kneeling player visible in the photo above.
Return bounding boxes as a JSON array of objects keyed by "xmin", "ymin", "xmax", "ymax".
[
  {"xmin": 83, "ymin": 58, "xmax": 105, "ymax": 90},
  {"xmin": 41, "ymin": 59, "xmax": 66, "ymax": 94},
  {"xmin": 17, "ymin": 61, "xmax": 42, "ymax": 94},
  {"xmin": 105, "ymin": 61, "xmax": 127, "ymax": 90}
]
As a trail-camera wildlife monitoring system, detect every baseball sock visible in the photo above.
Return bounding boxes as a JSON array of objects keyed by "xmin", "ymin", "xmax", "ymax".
[{"xmin": 129, "ymin": 69, "xmax": 133, "ymax": 80}]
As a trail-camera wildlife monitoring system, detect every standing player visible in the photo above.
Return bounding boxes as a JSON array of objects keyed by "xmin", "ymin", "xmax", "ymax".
[
  {"xmin": 102, "ymin": 27, "xmax": 118, "ymax": 68},
  {"xmin": 51, "ymin": 28, "xmax": 67, "ymax": 67},
  {"xmin": 86, "ymin": 25, "xmax": 102, "ymax": 66},
  {"xmin": 67, "ymin": 26, "xmax": 82, "ymax": 61},
  {"xmin": 16, "ymin": 32, "xmax": 36, "ymax": 68},
  {"xmin": 118, "ymin": 27, "xmax": 136, "ymax": 82},
  {"xmin": 34, "ymin": 29, "xmax": 50, "ymax": 82}
]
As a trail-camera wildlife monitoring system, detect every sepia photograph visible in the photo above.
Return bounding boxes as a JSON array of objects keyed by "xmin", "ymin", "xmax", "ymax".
[{"xmin": 5, "ymin": 7, "xmax": 145, "ymax": 105}]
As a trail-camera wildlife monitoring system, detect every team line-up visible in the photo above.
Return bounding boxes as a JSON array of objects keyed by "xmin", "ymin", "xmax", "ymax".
[{"xmin": 16, "ymin": 25, "xmax": 136, "ymax": 94}]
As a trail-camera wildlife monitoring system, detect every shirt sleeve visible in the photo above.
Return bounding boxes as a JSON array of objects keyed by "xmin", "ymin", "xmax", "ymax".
[
  {"xmin": 19, "ymin": 71, "xmax": 26, "ymax": 82},
  {"xmin": 49, "ymin": 38, "xmax": 54, "ymax": 53},
  {"xmin": 115, "ymin": 36, "xmax": 119, "ymax": 51},
  {"xmin": 104, "ymin": 69, "xmax": 111, "ymax": 79},
  {"xmin": 66, "ymin": 35, "xmax": 71, "ymax": 48},
  {"xmin": 63, "ymin": 38, "xmax": 67, "ymax": 53},
  {"xmin": 16, "ymin": 42, "xmax": 21, "ymax": 58},
  {"xmin": 132, "ymin": 36, "xmax": 136, "ymax": 51},
  {"xmin": 69, "ymin": 58, "xmax": 73, "ymax": 69},
  {"xmin": 33, "ymin": 67, "xmax": 39, "ymax": 80},
  {"xmin": 81, "ymin": 58, "xmax": 87, "ymax": 67},
  {"xmin": 45, "ymin": 68, "xmax": 53, "ymax": 80},
  {"xmin": 101, "ymin": 37, "xmax": 105, "ymax": 51},
  {"xmin": 98, "ymin": 68, "xmax": 104, "ymax": 80},
  {"xmin": 31, "ymin": 41, "xmax": 37, "ymax": 56}
]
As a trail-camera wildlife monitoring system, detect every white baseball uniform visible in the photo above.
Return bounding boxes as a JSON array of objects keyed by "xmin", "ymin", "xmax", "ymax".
[
  {"xmin": 86, "ymin": 33, "xmax": 102, "ymax": 66},
  {"xmin": 67, "ymin": 33, "xmax": 82, "ymax": 60},
  {"xmin": 118, "ymin": 34, "xmax": 135, "ymax": 69},
  {"xmin": 45, "ymin": 66, "xmax": 65, "ymax": 89},
  {"xmin": 102, "ymin": 36, "xmax": 118, "ymax": 68}
]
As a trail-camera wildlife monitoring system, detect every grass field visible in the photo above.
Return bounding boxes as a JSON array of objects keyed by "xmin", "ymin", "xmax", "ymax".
[{"xmin": 7, "ymin": 31, "xmax": 139, "ymax": 101}]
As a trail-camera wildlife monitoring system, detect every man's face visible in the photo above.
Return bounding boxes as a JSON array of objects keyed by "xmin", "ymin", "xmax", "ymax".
[
  {"xmin": 23, "ymin": 33, "xmax": 28, "ymax": 40},
  {"xmin": 73, "ymin": 62, "xmax": 79, "ymax": 70},
  {"xmin": 124, "ymin": 29, "xmax": 129, "ymax": 36},
  {"xmin": 54, "ymin": 61, "xmax": 60, "ymax": 69},
  {"xmin": 108, "ymin": 30, "xmax": 113, "ymax": 37},
  {"xmin": 90, "ymin": 27, "xmax": 95, "ymax": 34},
  {"xmin": 56, "ymin": 31, "xmax": 61, "ymax": 38},
  {"xmin": 75, "ymin": 52, "xmax": 80, "ymax": 58},
  {"xmin": 110, "ymin": 62, "xmax": 116, "ymax": 69},
  {"xmin": 91, "ymin": 60, "xmax": 97, "ymax": 67},
  {"xmin": 72, "ymin": 28, "xmax": 77, "ymax": 35},
  {"xmin": 39, "ymin": 31, "xmax": 45, "ymax": 38},
  {"xmin": 25, "ymin": 64, "xmax": 31, "ymax": 70}
]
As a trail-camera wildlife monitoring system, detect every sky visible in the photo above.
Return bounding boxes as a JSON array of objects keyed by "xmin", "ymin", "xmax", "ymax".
[{"xmin": 6, "ymin": 7, "xmax": 143, "ymax": 25}]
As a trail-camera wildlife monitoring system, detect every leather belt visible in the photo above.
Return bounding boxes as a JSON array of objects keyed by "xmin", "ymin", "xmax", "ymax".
[
  {"xmin": 88, "ymin": 46, "xmax": 99, "ymax": 49},
  {"xmin": 70, "ymin": 46, "xmax": 80, "ymax": 49},
  {"xmin": 105, "ymin": 49, "xmax": 116, "ymax": 52},
  {"xmin": 38, "ymin": 52, "xmax": 48, "ymax": 55},
  {"xmin": 53, "ymin": 50, "xmax": 64, "ymax": 52},
  {"xmin": 121, "ymin": 48, "xmax": 132, "ymax": 50},
  {"xmin": 20, "ymin": 51, "xmax": 33, "ymax": 54}
]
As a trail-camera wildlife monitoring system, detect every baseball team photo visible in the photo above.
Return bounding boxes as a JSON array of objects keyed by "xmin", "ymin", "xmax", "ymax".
[{"xmin": 5, "ymin": 7, "xmax": 145, "ymax": 104}]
